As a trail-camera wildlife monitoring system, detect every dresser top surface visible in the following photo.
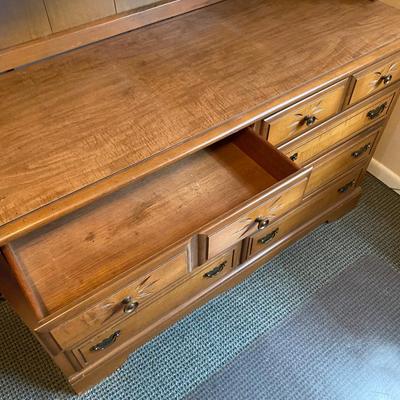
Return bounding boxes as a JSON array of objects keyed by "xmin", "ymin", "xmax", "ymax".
[{"xmin": 1, "ymin": 0, "xmax": 400, "ymax": 232}]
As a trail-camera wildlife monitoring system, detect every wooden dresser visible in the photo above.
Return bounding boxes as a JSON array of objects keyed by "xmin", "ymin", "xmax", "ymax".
[{"xmin": 1, "ymin": 0, "xmax": 400, "ymax": 393}]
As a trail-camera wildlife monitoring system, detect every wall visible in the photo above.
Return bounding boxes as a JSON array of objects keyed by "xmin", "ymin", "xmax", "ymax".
[{"xmin": 369, "ymin": 0, "xmax": 400, "ymax": 194}]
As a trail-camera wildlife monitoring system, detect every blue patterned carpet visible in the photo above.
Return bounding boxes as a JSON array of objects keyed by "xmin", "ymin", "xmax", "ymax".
[{"xmin": 0, "ymin": 174, "xmax": 399, "ymax": 399}]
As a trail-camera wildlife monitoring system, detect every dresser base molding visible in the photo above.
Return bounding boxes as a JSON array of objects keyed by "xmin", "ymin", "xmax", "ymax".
[{"xmin": 67, "ymin": 188, "xmax": 361, "ymax": 394}]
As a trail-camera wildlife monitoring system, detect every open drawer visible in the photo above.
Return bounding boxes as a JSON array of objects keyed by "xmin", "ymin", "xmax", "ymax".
[
  {"xmin": 197, "ymin": 128, "xmax": 310, "ymax": 260},
  {"xmin": 4, "ymin": 127, "xmax": 310, "ymax": 319}
]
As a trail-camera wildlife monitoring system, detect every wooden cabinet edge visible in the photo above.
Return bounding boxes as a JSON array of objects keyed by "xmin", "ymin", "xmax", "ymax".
[
  {"xmin": 0, "ymin": 250, "xmax": 43, "ymax": 326},
  {"xmin": 0, "ymin": 246, "xmax": 46, "ymax": 320}
]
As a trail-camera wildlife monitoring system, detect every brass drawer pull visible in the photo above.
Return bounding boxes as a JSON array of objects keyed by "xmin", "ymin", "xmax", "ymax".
[
  {"xmin": 303, "ymin": 115, "xmax": 317, "ymax": 126},
  {"xmin": 258, "ymin": 228, "xmax": 279, "ymax": 245},
  {"xmin": 381, "ymin": 74, "xmax": 393, "ymax": 85},
  {"xmin": 203, "ymin": 261, "xmax": 227, "ymax": 278},
  {"xmin": 290, "ymin": 153, "xmax": 298, "ymax": 162},
  {"xmin": 121, "ymin": 296, "xmax": 139, "ymax": 314},
  {"xmin": 90, "ymin": 330, "xmax": 121, "ymax": 352},
  {"xmin": 367, "ymin": 102, "xmax": 387, "ymax": 120},
  {"xmin": 255, "ymin": 216, "xmax": 270, "ymax": 230},
  {"xmin": 352, "ymin": 143, "xmax": 371, "ymax": 158},
  {"xmin": 338, "ymin": 180, "xmax": 355, "ymax": 193}
]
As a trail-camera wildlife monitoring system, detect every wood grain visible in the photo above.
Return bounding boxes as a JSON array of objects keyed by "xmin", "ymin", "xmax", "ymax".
[
  {"xmin": 305, "ymin": 129, "xmax": 379, "ymax": 195},
  {"xmin": 0, "ymin": 0, "xmax": 224, "ymax": 73},
  {"xmin": 6, "ymin": 138, "xmax": 277, "ymax": 314},
  {"xmin": 44, "ymin": 0, "xmax": 116, "ymax": 32},
  {"xmin": 232, "ymin": 127, "xmax": 298, "ymax": 180},
  {"xmin": 50, "ymin": 251, "xmax": 187, "ymax": 349},
  {"xmin": 261, "ymin": 80, "xmax": 348, "ymax": 146},
  {"xmin": 204, "ymin": 178, "xmax": 308, "ymax": 259},
  {"xmin": 349, "ymin": 52, "xmax": 400, "ymax": 104},
  {"xmin": 73, "ymin": 245, "xmax": 241, "ymax": 366},
  {"xmin": 68, "ymin": 187, "xmax": 363, "ymax": 393},
  {"xmin": 0, "ymin": 0, "xmax": 52, "ymax": 49},
  {"xmin": 245, "ymin": 167, "xmax": 362, "ymax": 258},
  {"xmin": 1, "ymin": 0, "xmax": 400, "ymax": 236},
  {"xmin": 279, "ymin": 91, "xmax": 397, "ymax": 166},
  {"xmin": 115, "ymin": 0, "xmax": 159, "ymax": 13}
]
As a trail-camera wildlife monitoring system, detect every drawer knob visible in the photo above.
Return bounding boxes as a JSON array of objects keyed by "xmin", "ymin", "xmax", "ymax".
[
  {"xmin": 381, "ymin": 74, "xmax": 393, "ymax": 85},
  {"xmin": 255, "ymin": 217, "xmax": 270, "ymax": 230},
  {"xmin": 367, "ymin": 102, "xmax": 387, "ymax": 120},
  {"xmin": 203, "ymin": 261, "xmax": 227, "ymax": 278},
  {"xmin": 258, "ymin": 228, "xmax": 279, "ymax": 245},
  {"xmin": 338, "ymin": 180, "xmax": 355, "ymax": 193},
  {"xmin": 122, "ymin": 296, "xmax": 139, "ymax": 314},
  {"xmin": 90, "ymin": 330, "xmax": 121, "ymax": 352},
  {"xmin": 352, "ymin": 143, "xmax": 371, "ymax": 158},
  {"xmin": 290, "ymin": 153, "xmax": 298, "ymax": 162},
  {"xmin": 303, "ymin": 115, "xmax": 317, "ymax": 126}
]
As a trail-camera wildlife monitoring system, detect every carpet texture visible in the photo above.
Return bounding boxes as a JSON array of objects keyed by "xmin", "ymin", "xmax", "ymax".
[
  {"xmin": 0, "ymin": 174, "xmax": 399, "ymax": 399},
  {"xmin": 186, "ymin": 255, "xmax": 400, "ymax": 400}
]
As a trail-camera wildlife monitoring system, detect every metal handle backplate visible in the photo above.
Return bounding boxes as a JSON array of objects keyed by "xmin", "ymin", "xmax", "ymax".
[
  {"xmin": 258, "ymin": 228, "xmax": 279, "ymax": 245},
  {"xmin": 381, "ymin": 74, "xmax": 393, "ymax": 85},
  {"xmin": 303, "ymin": 115, "xmax": 317, "ymax": 126},
  {"xmin": 290, "ymin": 153, "xmax": 298, "ymax": 162},
  {"xmin": 90, "ymin": 330, "xmax": 121, "ymax": 352},
  {"xmin": 122, "ymin": 296, "xmax": 139, "ymax": 314},
  {"xmin": 255, "ymin": 217, "xmax": 269, "ymax": 230},
  {"xmin": 204, "ymin": 261, "xmax": 227, "ymax": 278},
  {"xmin": 352, "ymin": 143, "xmax": 371, "ymax": 158},
  {"xmin": 367, "ymin": 102, "xmax": 387, "ymax": 120},
  {"xmin": 338, "ymin": 180, "xmax": 355, "ymax": 193}
]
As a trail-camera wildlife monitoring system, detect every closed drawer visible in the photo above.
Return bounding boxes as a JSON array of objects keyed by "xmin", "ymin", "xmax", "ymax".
[
  {"xmin": 349, "ymin": 52, "xmax": 400, "ymax": 105},
  {"xmin": 72, "ymin": 245, "xmax": 241, "ymax": 366},
  {"xmin": 305, "ymin": 128, "xmax": 379, "ymax": 195},
  {"xmin": 260, "ymin": 80, "xmax": 348, "ymax": 146},
  {"xmin": 49, "ymin": 252, "xmax": 188, "ymax": 349},
  {"xmin": 245, "ymin": 167, "xmax": 363, "ymax": 258},
  {"xmin": 279, "ymin": 91, "xmax": 396, "ymax": 166},
  {"xmin": 201, "ymin": 175, "xmax": 308, "ymax": 260}
]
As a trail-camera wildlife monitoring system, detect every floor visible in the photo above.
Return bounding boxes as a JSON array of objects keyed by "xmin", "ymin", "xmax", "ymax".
[{"xmin": 0, "ymin": 174, "xmax": 399, "ymax": 400}]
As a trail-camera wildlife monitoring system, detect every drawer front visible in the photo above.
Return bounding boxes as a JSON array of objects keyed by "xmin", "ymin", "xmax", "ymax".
[
  {"xmin": 261, "ymin": 80, "xmax": 347, "ymax": 146},
  {"xmin": 50, "ymin": 252, "xmax": 188, "ymax": 349},
  {"xmin": 73, "ymin": 245, "xmax": 241, "ymax": 366},
  {"xmin": 349, "ymin": 53, "xmax": 400, "ymax": 105},
  {"xmin": 305, "ymin": 129, "xmax": 379, "ymax": 195},
  {"xmin": 280, "ymin": 92, "xmax": 396, "ymax": 166},
  {"xmin": 245, "ymin": 167, "xmax": 363, "ymax": 258},
  {"xmin": 204, "ymin": 176, "xmax": 309, "ymax": 259}
]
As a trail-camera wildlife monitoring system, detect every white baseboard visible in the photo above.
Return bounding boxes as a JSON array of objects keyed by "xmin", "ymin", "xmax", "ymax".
[{"xmin": 368, "ymin": 158, "xmax": 400, "ymax": 195}]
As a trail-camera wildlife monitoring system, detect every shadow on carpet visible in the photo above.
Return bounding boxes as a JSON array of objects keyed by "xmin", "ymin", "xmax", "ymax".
[{"xmin": 187, "ymin": 256, "xmax": 400, "ymax": 400}]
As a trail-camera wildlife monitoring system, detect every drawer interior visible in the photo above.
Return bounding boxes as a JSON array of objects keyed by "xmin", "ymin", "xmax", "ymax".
[{"xmin": 6, "ymin": 128, "xmax": 298, "ymax": 316}]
